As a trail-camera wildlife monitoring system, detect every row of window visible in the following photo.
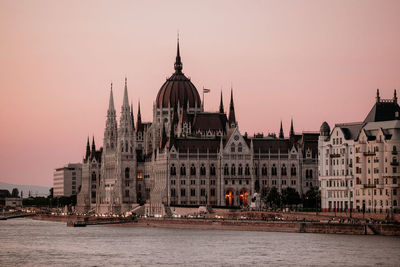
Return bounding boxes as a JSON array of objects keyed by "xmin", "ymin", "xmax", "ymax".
[
  {"xmin": 171, "ymin": 188, "xmax": 216, "ymax": 197},
  {"xmin": 326, "ymin": 180, "xmax": 353, "ymax": 187},
  {"xmin": 356, "ymin": 188, "xmax": 398, "ymax": 197},
  {"xmin": 172, "ymin": 179, "xmax": 216, "ymax": 185},
  {"xmin": 170, "ymin": 164, "xmax": 312, "ymax": 177}
]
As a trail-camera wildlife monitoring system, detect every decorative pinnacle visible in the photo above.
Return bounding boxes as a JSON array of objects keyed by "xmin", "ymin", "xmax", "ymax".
[{"xmin": 174, "ymin": 35, "xmax": 183, "ymax": 73}]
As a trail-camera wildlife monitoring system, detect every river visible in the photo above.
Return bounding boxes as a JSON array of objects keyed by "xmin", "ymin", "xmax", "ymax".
[{"xmin": 0, "ymin": 218, "xmax": 399, "ymax": 266}]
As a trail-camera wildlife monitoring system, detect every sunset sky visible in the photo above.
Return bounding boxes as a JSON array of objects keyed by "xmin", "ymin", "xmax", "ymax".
[{"xmin": 0, "ymin": 0, "xmax": 399, "ymax": 187}]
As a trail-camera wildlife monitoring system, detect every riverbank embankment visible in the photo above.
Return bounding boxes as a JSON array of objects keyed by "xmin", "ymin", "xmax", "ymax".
[{"xmin": 31, "ymin": 214, "xmax": 400, "ymax": 236}]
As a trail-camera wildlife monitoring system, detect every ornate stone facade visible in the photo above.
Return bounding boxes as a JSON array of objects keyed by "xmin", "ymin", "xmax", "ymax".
[{"xmin": 77, "ymin": 41, "xmax": 319, "ymax": 215}]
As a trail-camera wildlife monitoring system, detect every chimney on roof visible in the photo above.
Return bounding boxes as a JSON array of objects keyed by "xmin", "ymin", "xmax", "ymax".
[{"xmin": 394, "ymin": 89, "xmax": 398, "ymax": 104}]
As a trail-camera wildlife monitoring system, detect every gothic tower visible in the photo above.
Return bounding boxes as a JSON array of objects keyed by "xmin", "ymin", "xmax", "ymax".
[
  {"xmin": 115, "ymin": 78, "xmax": 137, "ymax": 212},
  {"xmin": 99, "ymin": 83, "xmax": 118, "ymax": 213}
]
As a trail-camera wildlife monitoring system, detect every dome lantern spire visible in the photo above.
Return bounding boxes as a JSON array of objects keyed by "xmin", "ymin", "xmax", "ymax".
[{"xmin": 174, "ymin": 34, "xmax": 183, "ymax": 73}]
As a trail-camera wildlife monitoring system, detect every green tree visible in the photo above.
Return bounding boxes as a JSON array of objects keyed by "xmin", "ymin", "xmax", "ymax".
[
  {"xmin": 267, "ymin": 186, "xmax": 281, "ymax": 208},
  {"xmin": 302, "ymin": 187, "xmax": 320, "ymax": 209},
  {"xmin": 11, "ymin": 188, "xmax": 19, "ymax": 198},
  {"xmin": 281, "ymin": 187, "xmax": 301, "ymax": 207}
]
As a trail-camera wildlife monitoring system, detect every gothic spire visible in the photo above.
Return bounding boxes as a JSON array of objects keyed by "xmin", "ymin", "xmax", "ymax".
[
  {"xmin": 219, "ymin": 90, "xmax": 224, "ymax": 113},
  {"xmin": 376, "ymin": 88, "xmax": 380, "ymax": 103},
  {"xmin": 228, "ymin": 88, "xmax": 236, "ymax": 127},
  {"xmin": 174, "ymin": 35, "xmax": 183, "ymax": 73},
  {"xmin": 136, "ymin": 100, "xmax": 142, "ymax": 131},
  {"xmin": 290, "ymin": 118, "xmax": 294, "ymax": 137},
  {"xmin": 279, "ymin": 120, "xmax": 284, "ymax": 139},
  {"xmin": 85, "ymin": 136, "xmax": 90, "ymax": 160},
  {"xmin": 91, "ymin": 136, "xmax": 96, "ymax": 152},
  {"xmin": 123, "ymin": 77, "xmax": 129, "ymax": 108},
  {"xmin": 131, "ymin": 102, "xmax": 135, "ymax": 131},
  {"xmin": 137, "ymin": 100, "xmax": 142, "ymax": 123},
  {"xmin": 108, "ymin": 83, "xmax": 115, "ymax": 112}
]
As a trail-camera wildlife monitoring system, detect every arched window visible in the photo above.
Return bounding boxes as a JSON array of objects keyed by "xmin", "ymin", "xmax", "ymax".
[
  {"xmin": 210, "ymin": 164, "xmax": 216, "ymax": 176},
  {"xmin": 125, "ymin": 141, "xmax": 128, "ymax": 153},
  {"xmin": 281, "ymin": 164, "xmax": 287, "ymax": 176},
  {"xmin": 262, "ymin": 164, "xmax": 267, "ymax": 176},
  {"xmin": 309, "ymin": 169, "xmax": 313, "ymax": 179},
  {"xmin": 224, "ymin": 164, "xmax": 229, "ymax": 175},
  {"xmin": 272, "ymin": 164, "xmax": 277, "ymax": 176},
  {"xmin": 245, "ymin": 164, "xmax": 250, "ymax": 175},
  {"xmin": 291, "ymin": 164, "xmax": 296, "ymax": 176},
  {"xmin": 121, "ymin": 141, "xmax": 124, "ymax": 152},
  {"xmin": 200, "ymin": 164, "xmax": 206, "ymax": 176},
  {"xmin": 190, "ymin": 164, "xmax": 196, "ymax": 176},
  {"xmin": 125, "ymin": 168, "xmax": 130, "ymax": 179},
  {"xmin": 91, "ymin": 172, "xmax": 96, "ymax": 182},
  {"xmin": 170, "ymin": 164, "xmax": 176, "ymax": 176},
  {"xmin": 180, "ymin": 164, "xmax": 186, "ymax": 176},
  {"xmin": 306, "ymin": 169, "xmax": 309, "ymax": 178},
  {"xmin": 238, "ymin": 164, "xmax": 243, "ymax": 176},
  {"xmin": 254, "ymin": 164, "xmax": 258, "ymax": 176},
  {"xmin": 231, "ymin": 143, "xmax": 235, "ymax": 153},
  {"xmin": 231, "ymin": 164, "xmax": 236, "ymax": 176},
  {"xmin": 238, "ymin": 143, "xmax": 242, "ymax": 152}
]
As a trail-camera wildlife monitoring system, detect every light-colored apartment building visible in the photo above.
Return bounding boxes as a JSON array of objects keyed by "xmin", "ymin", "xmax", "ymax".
[{"xmin": 53, "ymin": 163, "xmax": 82, "ymax": 197}]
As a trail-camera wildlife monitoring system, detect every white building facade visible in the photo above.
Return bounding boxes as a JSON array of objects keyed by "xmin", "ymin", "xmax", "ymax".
[{"xmin": 319, "ymin": 89, "xmax": 400, "ymax": 214}]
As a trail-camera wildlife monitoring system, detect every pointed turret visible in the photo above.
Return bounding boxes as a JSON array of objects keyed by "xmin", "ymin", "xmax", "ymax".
[
  {"xmin": 279, "ymin": 121, "xmax": 284, "ymax": 139},
  {"xmin": 228, "ymin": 89, "xmax": 236, "ymax": 127},
  {"xmin": 104, "ymin": 83, "xmax": 118, "ymax": 151},
  {"xmin": 91, "ymin": 136, "xmax": 96, "ymax": 152},
  {"xmin": 123, "ymin": 77, "xmax": 129, "ymax": 107},
  {"xmin": 118, "ymin": 77, "xmax": 134, "ymax": 154},
  {"xmin": 376, "ymin": 88, "xmax": 380, "ymax": 103},
  {"xmin": 136, "ymin": 100, "xmax": 143, "ymax": 132},
  {"xmin": 85, "ymin": 136, "xmax": 90, "ymax": 160},
  {"xmin": 119, "ymin": 78, "xmax": 132, "ymax": 130},
  {"xmin": 290, "ymin": 118, "xmax": 295, "ymax": 137},
  {"xmin": 174, "ymin": 35, "xmax": 183, "ymax": 73},
  {"xmin": 219, "ymin": 91, "xmax": 224, "ymax": 113},
  {"xmin": 131, "ymin": 103, "xmax": 135, "ymax": 131},
  {"xmin": 108, "ymin": 83, "xmax": 115, "ymax": 114}
]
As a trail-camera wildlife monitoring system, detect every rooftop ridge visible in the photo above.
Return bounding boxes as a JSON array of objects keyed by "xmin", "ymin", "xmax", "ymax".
[{"xmin": 335, "ymin": 122, "xmax": 363, "ymax": 127}]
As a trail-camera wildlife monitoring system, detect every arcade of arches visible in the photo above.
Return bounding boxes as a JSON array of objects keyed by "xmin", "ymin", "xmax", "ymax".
[{"xmin": 225, "ymin": 189, "xmax": 248, "ymax": 206}]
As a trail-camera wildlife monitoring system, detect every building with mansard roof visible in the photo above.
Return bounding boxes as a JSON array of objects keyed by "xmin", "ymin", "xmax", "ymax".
[
  {"xmin": 319, "ymin": 89, "xmax": 400, "ymax": 214},
  {"xmin": 77, "ymin": 40, "xmax": 319, "ymax": 215}
]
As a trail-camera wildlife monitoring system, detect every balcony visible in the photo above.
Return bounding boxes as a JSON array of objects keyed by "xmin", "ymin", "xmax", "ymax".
[
  {"xmin": 330, "ymin": 153, "xmax": 341, "ymax": 158},
  {"xmin": 363, "ymin": 151, "xmax": 376, "ymax": 156}
]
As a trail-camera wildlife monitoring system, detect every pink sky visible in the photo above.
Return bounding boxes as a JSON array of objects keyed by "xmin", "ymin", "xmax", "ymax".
[{"xmin": 0, "ymin": 0, "xmax": 399, "ymax": 187}]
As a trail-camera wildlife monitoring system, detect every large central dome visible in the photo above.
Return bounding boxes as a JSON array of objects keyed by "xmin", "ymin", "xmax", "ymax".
[{"xmin": 156, "ymin": 41, "xmax": 201, "ymax": 109}]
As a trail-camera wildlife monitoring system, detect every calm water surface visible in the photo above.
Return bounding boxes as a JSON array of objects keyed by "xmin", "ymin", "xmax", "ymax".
[{"xmin": 0, "ymin": 218, "xmax": 399, "ymax": 266}]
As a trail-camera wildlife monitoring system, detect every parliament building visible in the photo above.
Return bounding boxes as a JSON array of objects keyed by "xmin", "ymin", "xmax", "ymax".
[{"xmin": 77, "ymin": 41, "xmax": 319, "ymax": 215}]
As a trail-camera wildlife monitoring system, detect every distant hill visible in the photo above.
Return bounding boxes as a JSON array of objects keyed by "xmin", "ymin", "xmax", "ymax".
[{"xmin": 0, "ymin": 182, "xmax": 50, "ymax": 197}]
